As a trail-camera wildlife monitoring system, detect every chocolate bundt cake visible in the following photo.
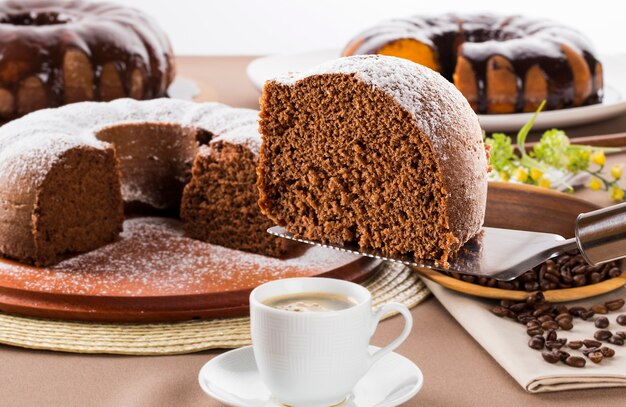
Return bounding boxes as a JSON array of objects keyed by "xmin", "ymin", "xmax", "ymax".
[
  {"xmin": 0, "ymin": 99, "xmax": 284, "ymax": 266},
  {"xmin": 0, "ymin": 0, "xmax": 175, "ymax": 122},
  {"xmin": 343, "ymin": 14, "xmax": 603, "ymax": 114},
  {"xmin": 257, "ymin": 55, "xmax": 489, "ymax": 263}
]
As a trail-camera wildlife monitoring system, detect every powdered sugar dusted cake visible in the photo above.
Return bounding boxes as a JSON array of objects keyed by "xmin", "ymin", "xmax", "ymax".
[
  {"xmin": 0, "ymin": 98, "xmax": 284, "ymax": 266},
  {"xmin": 257, "ymin": 55, "xmax": 489, "ymax": 263}
]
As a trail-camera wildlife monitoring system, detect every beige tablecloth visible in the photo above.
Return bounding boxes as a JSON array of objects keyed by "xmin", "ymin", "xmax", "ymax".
[{"xmin": 1, "ymin": 56, "xmax": 626, "ymax": 407}]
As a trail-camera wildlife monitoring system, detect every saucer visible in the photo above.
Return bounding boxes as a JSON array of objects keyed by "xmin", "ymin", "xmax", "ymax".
[{"xmin": 198, "ymin": 345, "xmax": 423, "ymax": 407}]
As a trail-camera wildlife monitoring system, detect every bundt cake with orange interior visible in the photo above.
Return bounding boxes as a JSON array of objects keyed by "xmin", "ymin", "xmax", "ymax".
[
  {"xmin": 342, "ymin": 14, "xmax": 603, "ymax": 114},
  {"xmin": 0, "ymin": 0, "xmax": 175, "ymax": 122},
  {"xmin": 257, "ymin": 55, "xmax": 489, "ymax": 263},
  {"xmin": 0, "ymin": 98, "xmax": 285, "ymax": 266}
]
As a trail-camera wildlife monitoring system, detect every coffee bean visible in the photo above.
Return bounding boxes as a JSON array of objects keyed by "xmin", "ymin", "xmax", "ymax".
[
  {"xmin": 527, "ymin": 328, "xmax": 544, "ymax": 337},
  {"xmin": 510, "ymin": 303, "xmax": 527, "ymax": 313},
  {"xmin": 529, "ymin": 336, "xmax": 545, "ymax": 350},
  {"xmin": 617, "ymin": 315, "xmax": 626, "ymax": 326},
  {"xmin": 546, "ymin": 340, "xmax": 565, "ymax": 350},
  {"xmin": 582, "ymin": 347, "xmax": 599, "ymax": 356},
  {"xmin": 565, "ymin": 356, "xmax": 586, "ymax": 368},
  {"xmin": 558, "ymin": 319, "xmax": 573, "ymax": 330},
  {"xmin": 517, "ymin": 314, "xmax": 535, "ymax": 324},
  {"xmin": 595, "ymin": 316, "xmax": 609, "ymax": 329},
  {"xmin": 608, "ymin": 336, "xmax": 624, "ymax": 346},
  {"xmin": 568, "ymin": 340, "xmax": 583, "ymax": 350},
  {"xmin": 594, "ymin": 330, "xmax": 612, "ymax": 341},
  {"xmin": 555, "ymin": 313, "xmax": 572, "ymax": 322},
  {"xmin": 605, "ymin": 299, "xmax": 625, "ymax": 311},
  {"xmin": 500, "ymin": 299, "xmax": 513, "ymax": 308},
  {"xmin": 587, "ymin": 351, "xmax": 603, "ymax": 364},
  {"xmin": 555, "ymin": 350, "xmax": 570, "ymax": 361},
  {"xmin": 556, "ymin": 305, "xmax": 569, "ymax": 315},
  {"xmin": 491, "ymin": 306, "xmax": 513, "ymax": 318},
  {"xmin": 600, "ymin": 347, "xmax": 616, "ymax": 358},
  {"xmin": 580, "ymin": 310, "xmax": 596, "ymax": 321},
  {"xmin": 591, "ymin": 304, "xmax": 608, "ymax": 314},
  {"xmin": 541, "ymin": 321, "xmax": 559, "ymax": 330},
  {"xmin": 537, "ymin": 315, "xmax": 552, "ymax": 323},
  {"xmin": 541, "ymin": 351, "xmax": 560, "ymax": 364},
  {"xmin": 616, "ymin": 331, "xmax": 626, "ymax": 339},
  {"xmin": 584, "ymin": 339, "xmax": 602, "ymax": 348},
  {"xmin": 569, "ymin": 306, "xmax": 586, "ymax": 317},
  {"xmin": 546, "ymin": 330, "xmax": 557, "ymax": 342}
]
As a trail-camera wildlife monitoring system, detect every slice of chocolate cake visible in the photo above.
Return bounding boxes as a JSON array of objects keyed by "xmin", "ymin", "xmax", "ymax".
[
  {"xmin": 257, "ymin": 55, "xmax": 489, "ymax": 263},
  {"xmin": 181, "ymin": 126, "xmax": 288, "ymax": 257}
]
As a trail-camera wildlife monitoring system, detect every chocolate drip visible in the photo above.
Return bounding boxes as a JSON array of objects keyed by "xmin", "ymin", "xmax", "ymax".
[
  {"xmin": 0, "ymin": 0, "xmax": 175, "ymax": 121},
  {"xmin": 344, "ymin": 13, "xmax": 602, "ymax": 114}
]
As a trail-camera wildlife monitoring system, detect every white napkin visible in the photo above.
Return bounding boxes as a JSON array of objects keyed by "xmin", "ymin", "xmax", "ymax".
[{"xmin": 424, "ymin": 280, "xmax": 626, "ymax": 393}]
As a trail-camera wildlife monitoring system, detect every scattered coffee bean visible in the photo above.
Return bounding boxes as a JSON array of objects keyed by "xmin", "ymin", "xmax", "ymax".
[
  {"xmin": 537, "ymin": 315, "xmax": 552, "ymax": 323},
  {"xmin": 546, "ymin": 330, "xmax": 557, "ymax": 341},
  {"xmin": 510, "ymin": 303, "xmax": 527, "ymax": 313},
  {"xmin": 616, "ymin": 331, "xmax": 626, "ymax": 339},
  {"xmin": 529, "ymin": 336, "xmax": 545, "ymax": 350},
  {"xmin": 595, "ymin": 316, "xmax": 609, "ymax": 329},
  {"xmin": 558, "ymin": 319, "xmax": 573, "ymax": 330},
  {"xmin": 569, "ymin": 306, "xmax": 586, "ymax": 317},
  {"xmin": 568, "ymin": 340, "xmax": 583, "ymax": 350},
  {"xmin": 527, "ymin": 328, "xmax": 544, "ymax": 337},
  {"xmin": 541, "ymin": 320, "xmax": 559, "ymax": 330},
  {"xmin": 555, "ymin": 350, "xmax": 570, "ymax": 361},
  {"xmin": 617, "ymin": 315, "xmax": 626, "ymax": 326},
  {"xmin": 606, "ymin": 299, "xmax": 625, "ymax": 311},
  {"xmin": 600, "ymin": 347, "xmax": 616, "ymax": 358},
  {"xmin": 580, "ymin": 310, "xmax": 596, "ymax": 321},
  {"xmin": 582, "ymin": 347, "xmax": 599, "ymax": 356},
  {"xmin": 546, "ymin": 340, "xmax": 565, "ymax": 350},
  {"xmin": 587, "ymin": 351, "xmax": 603, "ymax": 364},
  {"xmin": 594, "ymin": 330, "xmax": 612, "ymax": 341},
  {"xmin": 491, "ymin": 306, "xmax": 512, "ymax": 317},
  {"xmin": 591, "ymin": 304, "xmax": 608, "ymax": 314},
  {"xmin": 608, "ymin": 336, "xmax": 624, "ymax": 346},
  {"xmin": 584, "ymin": 339, "xmax": 602, "ymax": 348},
  {"xmin": 541, "ymin": 351, "xmax": 560, "ymax": 364},
  {"xmin": 565, "ymin": 356, "xmax": 586, "ymax": 368}
]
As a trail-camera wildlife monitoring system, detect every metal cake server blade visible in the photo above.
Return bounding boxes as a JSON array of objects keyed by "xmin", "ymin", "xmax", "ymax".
[{"xmin": 268, "ymin": 202, "xmax": 626, "ymax": 282}]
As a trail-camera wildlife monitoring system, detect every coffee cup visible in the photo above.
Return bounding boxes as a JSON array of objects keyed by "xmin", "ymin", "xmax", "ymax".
[{"xmin": 250, "ymin": 277, "xmax": 413, "ymax": 407}]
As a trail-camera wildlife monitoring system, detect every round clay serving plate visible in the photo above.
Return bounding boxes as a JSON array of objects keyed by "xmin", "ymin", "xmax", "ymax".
[
  {"xmin": 413, "ymin": 182, "xmax": 626, "ymax": 302},
  {"xmin": 0, "ymin": 218, "xmax": 379, "ymax": 322},
  {"xmin": 247, "ymin": 50, "xmax": 626, "ymax": 132}
]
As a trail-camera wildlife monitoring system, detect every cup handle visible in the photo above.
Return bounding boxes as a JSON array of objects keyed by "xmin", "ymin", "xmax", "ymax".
[{"xmin": 369, "ymin": 302, "xmax": 413, "ymax": 365}]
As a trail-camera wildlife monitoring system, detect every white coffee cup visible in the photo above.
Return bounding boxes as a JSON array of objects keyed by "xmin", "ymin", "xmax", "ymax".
[{"xmin": 250, "ymin": 277, "xmax": 413, "ymax": 407}]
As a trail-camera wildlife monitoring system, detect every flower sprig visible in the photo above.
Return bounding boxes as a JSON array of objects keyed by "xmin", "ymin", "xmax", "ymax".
[{"xmin": 484, "ymin": 101, "xmax": 625, "ymax": 201}]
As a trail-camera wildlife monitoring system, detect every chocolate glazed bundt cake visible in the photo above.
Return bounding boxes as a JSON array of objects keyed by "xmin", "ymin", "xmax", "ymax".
[
  {"xmin": 257, "ymin": 55, "xmax": 489, "ymax": 263},
  {"xmin": 0, "ymin": 0, "xmax": 175, "ymax": 122},
  {"xmin": 0, "ymin": 99, "xmax": 285, "ymax": 266},
  {"xmin": 343, "ymin": 14, "xmax": 603, "ymax": 114}
]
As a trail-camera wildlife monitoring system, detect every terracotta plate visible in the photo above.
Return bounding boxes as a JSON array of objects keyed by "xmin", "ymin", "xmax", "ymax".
[
  {"xmin": 0, "ymin": 218, "xmax": 379, "ymax": 322},
  {"xmin": 414, "ymin": 182, "xmax": 626, "ymax": 302}
]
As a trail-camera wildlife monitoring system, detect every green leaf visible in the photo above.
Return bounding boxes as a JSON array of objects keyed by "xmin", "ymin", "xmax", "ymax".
[{"xmin": 516, "ymin": 100, "xmax": 546, "ymax": 156}]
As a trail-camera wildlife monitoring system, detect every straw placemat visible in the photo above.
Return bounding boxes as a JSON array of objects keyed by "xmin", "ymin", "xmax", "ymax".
[{"xmin": 0, "ymin": 262, "xmax": 429, "ymax": 355}]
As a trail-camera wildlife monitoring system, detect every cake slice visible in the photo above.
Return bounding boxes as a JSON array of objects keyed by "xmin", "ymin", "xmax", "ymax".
[
  {"xmin": 257, "ymin": 55, "xmax": 489, "ymax": 263},
  {"xmin": 181, "ymin": 126, "xmax": 288, "ymax": 257}
]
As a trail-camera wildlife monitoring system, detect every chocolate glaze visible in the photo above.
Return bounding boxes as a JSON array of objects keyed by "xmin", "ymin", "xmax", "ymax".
[
  {"xmin": 344, "ymin": 14, "xmax": 602, "ymax": 113},
  {"xmin": 0, "ymin": 0, "xmax": 175, "ymax": 120}
]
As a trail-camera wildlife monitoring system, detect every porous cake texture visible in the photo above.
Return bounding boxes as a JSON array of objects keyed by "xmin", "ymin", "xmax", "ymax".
[
  {"xmin": 0, "ymin": 98, "xmax": 284, "ymax": 266},
  {"xmin": 257, "ymin": 55, "xmax": 489, "ymax": 263}
]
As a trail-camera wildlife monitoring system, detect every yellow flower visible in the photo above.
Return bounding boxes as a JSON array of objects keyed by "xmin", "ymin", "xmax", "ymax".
[
  {"xmin": 589, "ymin": 177, "xmax": 603, "ymax": 191},
  {"xmin": 591, "ymin": 150, "xmax": 606, "ymax": 166},
  {"xmin": 610, "ymin": 186, "xmax": 625, "ymax": 201},
  {"xmin": 530, "ymin": 168, "xmax": 543, "ymax": 181},
  {"xmin": 610, "ymin": 164, "xmax": 623, "ymax": 180},
  {"xmin": 514, "ymin": 168, "xmax": 528, "ymax": 182},
  {"xmin": 538, "ymin": 177, "xmax": 551, "ymax": 188},
  {"xmin": 500, "ymin": 171, "xmax": 510, "ymax": 182}
]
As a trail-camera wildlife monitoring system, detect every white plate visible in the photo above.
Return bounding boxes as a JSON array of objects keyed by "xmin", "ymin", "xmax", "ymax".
[
  {"xmin": 198, "ymin": 345, "xmax": 423, "ymax": 407},
  {"xmin": 247, "ymin": 50, "xmax": 626, "ymax": 132}
]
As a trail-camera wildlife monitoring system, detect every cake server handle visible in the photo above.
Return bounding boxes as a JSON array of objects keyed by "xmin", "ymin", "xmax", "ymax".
[{"xmin": 576, "ymin": 202, "xmax": 626, "ymax": 265}]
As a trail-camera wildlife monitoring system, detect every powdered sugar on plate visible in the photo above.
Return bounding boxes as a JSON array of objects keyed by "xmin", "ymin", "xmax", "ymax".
[{"xmin": 0, "ymin": 217, "xmax": 362, "ymax": 297}]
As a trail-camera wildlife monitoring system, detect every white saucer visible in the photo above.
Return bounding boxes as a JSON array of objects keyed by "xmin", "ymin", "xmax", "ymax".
[
  {"xmin": 198, "ymin": 345, "xmax": 423, "ymax": 407},
  {"xmin": 247, "ymin": 49, "xmax": 626, "ymax": 132}
]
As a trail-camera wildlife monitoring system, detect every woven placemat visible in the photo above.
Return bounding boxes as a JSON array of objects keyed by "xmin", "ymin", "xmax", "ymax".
[{"xmin": 0, "ymin": 262, "xmax": 429, "ymax": 355}]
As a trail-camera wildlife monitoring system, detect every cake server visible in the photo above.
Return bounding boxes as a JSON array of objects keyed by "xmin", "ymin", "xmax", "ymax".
[{"xmin": 268, "ymin": 202, "xmax": 626, "ymax": 281}]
